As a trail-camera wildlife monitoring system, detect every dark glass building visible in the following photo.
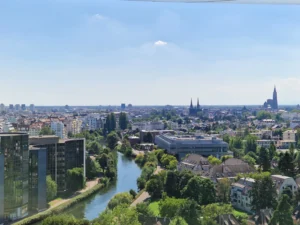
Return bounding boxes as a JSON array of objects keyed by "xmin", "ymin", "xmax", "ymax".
[
  {"xmin": 29, "ymin": 136, "xmax": 85, "ymax": 192},
  {"xmin": 0, "ymin": 133, "xmax": 29, "ymax": 224},
  {"xmin": 28, "ymin": 147, "xmax": 47, "ymax": 213}
]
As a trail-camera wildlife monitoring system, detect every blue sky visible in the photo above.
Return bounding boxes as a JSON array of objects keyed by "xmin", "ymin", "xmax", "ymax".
[{"xmin": 1, "ymin": 0, "xmax": 300, "ymax": 106}]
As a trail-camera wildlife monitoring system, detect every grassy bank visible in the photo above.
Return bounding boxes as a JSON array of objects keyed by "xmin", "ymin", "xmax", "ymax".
[{"xmin": 13, "ymin": 182, "xmax": 106, "ymax": 225}]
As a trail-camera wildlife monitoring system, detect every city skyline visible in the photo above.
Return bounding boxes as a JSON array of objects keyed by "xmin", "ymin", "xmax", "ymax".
[{"xmin": 1, "ymin": 1, "xmax": 300, "ymax": 105}]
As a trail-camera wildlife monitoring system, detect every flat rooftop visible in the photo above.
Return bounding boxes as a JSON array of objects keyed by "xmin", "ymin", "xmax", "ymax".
[
  {"xmin": 0, "ymin": 133, "xmax": 28, "ymax": 137},
  {"xmin": 30, "ymin": 135, "xmax": 58, "ymax": 139}
]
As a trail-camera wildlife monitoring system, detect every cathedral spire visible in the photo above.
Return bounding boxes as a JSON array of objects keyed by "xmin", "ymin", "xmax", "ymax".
[
  {"xmin": 190, "ymin": 98, "xmax": 193, "ymax": 109},
  {"xmin": 197, "ymin": 98, "xmax": 200, "ymax": 109}
]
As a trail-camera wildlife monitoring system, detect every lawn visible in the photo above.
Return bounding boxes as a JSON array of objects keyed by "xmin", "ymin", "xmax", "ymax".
[{"xmin": 148, "ymin": 201, "xmax": 160, "ymax": 216}]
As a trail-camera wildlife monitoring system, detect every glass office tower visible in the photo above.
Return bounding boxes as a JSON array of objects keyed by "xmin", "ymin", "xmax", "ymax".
[
  {"xmin": 28, "ymin": 147, "xmax": 47, "ymax": 213},
  {"xmin": 0, "ymin": 133, "xmax": 29, "ymax": 224}
]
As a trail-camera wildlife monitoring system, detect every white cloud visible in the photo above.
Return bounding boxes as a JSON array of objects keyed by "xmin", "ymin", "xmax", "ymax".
[
  {"xmin": 154, "ymin": 40, "xmax": 168, "ymax": 46},
  {"xmin": 93, "ymin": 14, "xmax": 107, "ymax": 20}
]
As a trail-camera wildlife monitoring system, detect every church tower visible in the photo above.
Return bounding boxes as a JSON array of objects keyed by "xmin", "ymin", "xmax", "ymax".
[
  {"xmin": 190, "ymin": 98, "xmax": 193, "ymax": 109},
  {"xmin": 273, "ymin": 86, "xmax": 278, "ymax": 110},
  {"xmin": 197, "ymin": 98, "xmax": 200, "ymax": 109}
]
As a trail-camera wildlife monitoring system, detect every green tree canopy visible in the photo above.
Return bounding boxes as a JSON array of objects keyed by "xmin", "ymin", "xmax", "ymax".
[
  {"xmin": 42, "ymin": 214, "xmax": 89, "ymax": 225},
  {"xmin": 107, "ymin": 192, "xmax": 133, "ymax": 210},
  {"xmin": 250, "ymin": 175, "xmax": 277, "ymax": 213},
  {"xmin": 258, "ymin": 147, "xmax": 271, "ymax": 171},
  {"xmin": 40, "ymin": 126, "xmax": 55, "ymax": 135},
  {"xmin": 107, "ymin": 131, "xmax": 119, "ymax": 150},
  {"xmin": 46, "ymin": 175, "xmax": 57, "ymax": 202},
  {"xmin": 182, "ymin": 176, "xmax": 216, "ymax": 205},
  {"xmin": 169, "ymin": 217, "xmax": 188, "ymax": 225},
  {"xmin": 119, "ymin": 112, "xmax": 128, "ymax": 130},
  {"xmin": 217, "ymin": 178, "xmax": 231, "ymax": 203},
  {"xmin": 256, "ymin": 111, "xmax": 272, "ymax": 120},
  {"xmin": 270, "ymin": 194, "xmax": 293, "ymax": 225},
  {"xmin": 245, "ymin": 135, "xmax": 258, "ymax": 154},
  {"xmin": 67, "ymin": 167, "xmax": 85, "ymax": 193},
  {"xmin": 86, "ymin": 156, "xmax": 100, "ymax": 179}
]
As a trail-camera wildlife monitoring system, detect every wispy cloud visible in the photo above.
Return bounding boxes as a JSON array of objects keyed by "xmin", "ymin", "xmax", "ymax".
[
  {"xmin": 154, "ymin": 40, "xmax": 168, "ymax": 46},
  {"xmin": 92, "ymin": 14, "xmax": 107, "ymax": 21}
]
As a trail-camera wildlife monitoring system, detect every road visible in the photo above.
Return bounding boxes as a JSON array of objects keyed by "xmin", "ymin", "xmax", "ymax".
[
  {"xmin": 49, "ymin": 178, "xmax": 99, "ymax": 209},
  {"xmin": 130, "ymin": 166, "xmax": 163, "ymax": 207}
]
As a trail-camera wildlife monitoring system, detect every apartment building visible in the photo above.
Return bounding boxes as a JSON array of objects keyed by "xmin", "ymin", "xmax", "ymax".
[
  {"xmin": 50, "ymin": 121, "xmax": 65, "ymax": 139},
  {"xmin": 231, "ymin": 178, "xmax": 255, "ymax": 213},
  {"xmin": 283, "ymin": 130, "xmax": 297, "ymax": 142}
]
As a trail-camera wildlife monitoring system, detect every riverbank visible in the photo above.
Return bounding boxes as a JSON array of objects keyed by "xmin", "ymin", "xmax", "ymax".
[
  {"xmin": 131, "ymin": 166, "xmax": 163, "ymax": 207},
  {"xmin": 13, "ymin": 180, "xmax": 105, "ymax": 225}
]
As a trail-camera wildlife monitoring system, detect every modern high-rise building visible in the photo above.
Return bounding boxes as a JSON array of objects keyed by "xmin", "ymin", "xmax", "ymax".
[
  {"xmin": 21, "ymin": 104, "xmax": 26, "ymax": 111},
  {"xmin": 15, "ymin": 104, "xmax": 20, "ymax": 111},
  {"xmin": 29, "ymin": 104, "xmax": 35, "ymax": 112},
  {"xmin": 0, "ymin": 133, "xmax": 29, "ymax": 224},
  {"xmin": 9, "ymin": 104, "xmax": 14, "ymax": 110},
  {"xmin": 28, "ymin": 146, "xmax": 47, "ymax": 213},
  {"xmin": 0, "ymin": 104, "xmax": 5, "ymax": 112},
  {"xmin": 29, "ymin": 136, "xmax": 85, "ymax": 192},
  {"xmin": 121, "ymin": 103, "xmax": 126, "ymax": 111}
]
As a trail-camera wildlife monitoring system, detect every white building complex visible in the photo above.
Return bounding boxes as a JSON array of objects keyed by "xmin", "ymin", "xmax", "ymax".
[
  {"xmin": 51, "ymin": 121, "xmax": 65, "ymax": 139},
  {"xmin": 132, "ymin": 121, "xmax": 164, "ymax": 131}
]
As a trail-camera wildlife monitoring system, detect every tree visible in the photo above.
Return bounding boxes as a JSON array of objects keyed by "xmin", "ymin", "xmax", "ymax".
[
  {"xmin": 169, "ymin": 217, "xmax": 188, "ymax": 225},
  {"xmin": 97, "ymin": 153, "xmax": 108, "ymax": 172},
  {"xmin": 154, "ymin": 149, "xmax": 165, "ymax": 163},
  {"xmin": 119, "ymin": 112, "xmax": 128, "ymax": 130},
  {"xmin": 270, "ymin": 195, "xmax": 293, "ymax": 225},
  {"xmin": 161, "ymin": 154, "xmax": 178, "ymax": 168},
  {"xmin": 221, "ymin": 155, "xmax": 233, "ymax": 162},
  {"xmin": 143, "ymin": 132, "xmax": 153, "ymax": 143},
  {"xmin": 97, "ymin": 204, "xmax": 141, "ymax": 225},
  {"xmin": 67, "ymin": 167, "xmax": 85, "ymax": 193},
  {"xmin": 217, "ymin": 178, "xmax": 231, "ymax": 203},
  {"xmin": 145, "ymin": 175, "xmax": 164, "ymax": 199},
  {"xmin": 46, "ymin": 175, "xmax": 57, "ymax": 202},
  {"xmin": 182, "ymin": 176, "xmax": 216, "ymax": 205},
  {"xmin": 165, "ymin": 171, "xmax": 180, "ymax": 197},
  {"xmin": 258, "ymin": 147, "xmax": 271, "ymax": 171},
  {"xmin": 129, "ymin": 189, "xmax": 137, "ymax": 198},
  {"xmin": 278, "ymin": 152, "xmax": 296, "ymax": 177},
  {"xmin": 86, "ymin": 156, "xmax": 100, "ymax": 179},
  {"xmin": 87, "ymin": 141, "xmax": 102, "ymax": 154},
  {"xmin": 107, "ymin": 131, "xmax": 118, "ymax": 150},
  {"xmin": 269, "ymin": 142, "xmax": 277, "ymax": 160},
  {"xmin": 242, "ymin": 155, "xmax": 256, "ymax": 165},
  {"xmin": 41, "ymin": 215, "xmax": 89, "ymax": 225},
  {"xmin": 40, "ymin": 126, "xmax": 55, "ymax": 135},
  {"xmin": 159, "ymin": 197, "xmax": 187, "ymax": 218},
  {"xmin": 244, "ymin": 135, "xmax": 257, "ymax": 154},
  {"xmin": 136, "ymin": 203, "xmax": 154, "ymax": 217},
  {"xmin": 223, "ymin": 135, "xmax": 230, "ymax": 144},
  {"xmin": 107, "ymin": 192, "xmax": 133, "ymax": 210},
  {"xmin": 256, "ymin": 111, "xmax": 272, "ymax": 120},
  {"xmin": 177, "ymin": 199, "xmax": 201, "ymax": 225},
  {"xmin": 208, "ymin": 156, "xmax": 222, "ymax": 165},
  {"xmin": 167, "ymin": 159, "xmax": 178, "ymax": 170},
  {"xmin": 110, "ymin": 113, "xmax": 116, "ymax": 131},
  {"xmin": 202, "ymin": 204, "xmax": 233, "ymax": 223},
  {"xmin": 250, "ymin": 175, "xmax": 277, "ymax": 213}
]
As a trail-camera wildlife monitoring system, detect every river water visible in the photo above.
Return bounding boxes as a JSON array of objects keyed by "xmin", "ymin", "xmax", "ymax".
[{"xmin": 35, "ymin": 152, "xmax": 141, "ymax": 223}]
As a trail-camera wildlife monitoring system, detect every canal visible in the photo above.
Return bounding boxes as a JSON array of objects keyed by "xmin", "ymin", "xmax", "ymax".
[{"xmin": 59, "ymin": 152, "xmax": 141, "ymax": 221}]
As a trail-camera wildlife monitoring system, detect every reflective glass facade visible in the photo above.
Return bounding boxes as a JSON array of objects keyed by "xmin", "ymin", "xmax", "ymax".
[
  {"xmin": 0, "ymin": 133, "xmax": 29, "ymax": 224},
  {"xmin": 28, "ymin": 148, "xmax": 47, "ymax": 213}
]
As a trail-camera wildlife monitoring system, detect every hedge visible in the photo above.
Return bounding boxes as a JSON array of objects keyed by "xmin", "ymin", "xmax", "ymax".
[{"xmin": 13, "ymin": 183, "xmax": 105, "ymax": 225}]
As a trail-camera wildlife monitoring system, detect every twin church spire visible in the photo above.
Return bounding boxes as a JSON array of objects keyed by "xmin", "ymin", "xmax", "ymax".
[{"xmin": 190, "ymin": 98, "xmax": 200, "ymax": 109}]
